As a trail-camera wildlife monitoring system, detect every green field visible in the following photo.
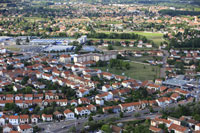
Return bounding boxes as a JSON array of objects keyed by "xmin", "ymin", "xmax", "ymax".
[
  {"xmin": 24, "ymin": 17, "xmax": 49, "ymax": 22},
  {"xmin": 94, "ymin": 62, "xmax": 160, "ymax": 81},
  {"xmin": 127, "ymin": 56, "xmax": 155, "ymax": 62},
  {"xmin": 89, "ymin": 38, "xmax": 136, "ymax": 41},
  {"xmin": 98, "ymin": 45, "xmax": 156, "ymax": 51},
  {"xmin": 96, "ymin": 31, "xmax": 164, "ymax": 46}
]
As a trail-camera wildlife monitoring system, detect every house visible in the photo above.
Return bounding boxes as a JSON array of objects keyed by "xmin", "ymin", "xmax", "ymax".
[
  {"xmin": 9, "ymin": 115, "xmax": 19, "ymax": 125},
  {"xmin": 112, "ymin": 83, "xmax": 121, "ymax": 89},
  {"xmin": 111, "ymin": 125, "xmax": 122, "ymax": 133},
  {"xmin": 121, "ymin": 80, "xmax": 132, "ymax": 88},
  {"xmin": 15, "ymin": 77, "xmax": 23, "ymax": 83},
  {"xmin": 6, "ymin": 94, "xmax": 14, "ymax": 100},
  {"xmin": 52, "ymin": 70, "xmax": 60, "ymax": 77},
  {"xmin": 160, "ymin": 86, "xmax": 168, "ymax": 92},
  {"xmin": 76, "ymin": 89, "xmax": 89, "ymax": 98},
  {"xmin": 56, "ymin": 99, "xmax": 68, "ymax": 106},
  {"xmin": 195, "ymin": 123, "xmax": 200, "ymax": 131},
  {"xmin": 42, "ymin": 114, "xmax": 53, "ymax": 122},
  {"xmin": 102, "ymin": 105, "xmax": 121, "ymax": 113},
  {"xmin": 156, "ymin": 97, "xmax": 172, "ymax": 107},
  {"xmin": 24, "ymin": 94, "xmax": 33, "ymax": 100},
  {"xmin": 42, "ymin": 73, "xmax": 53, "ymax": 81},
  {"xmin": 3, "ymin": 124, "xmax": 13, "ymax": 133},
  {"xmin": 67, "ymin": 99, "xmax": 76, "ymax": 106},
  {"xmin": 33, "ymin": 82, "xmax": 46, "ymax": 89},
  {"xmin": 87, "ymin": 104, "xmax": 97, "ymax": 112},
  {"xmin": 53, "ymin": 111, "xmax": 63, "ymax": 119},
  {"xmin": 17, "ymin": 124, "xmax": 33, "ymax": 133},
  {"xmin": 119, "ymin": 102, "xmax": 140, "ymax": 112},
  {"xmin": 147, "ymin": 84, "xmax": 160, "ymax": 91},
  {"xmin": 151, "ymin": 118, "xmax": 172, "ymax": 128},
  {"xmin": 167, "ymin": 117, "xmax": 181, "ymax": 126},
  {"xmin": 95, "ymin": 98, "xmax": 104, "ymax": 105},
  {"xmin": 31, "ymin": 115, "xmax": 40, "ymax": 124},
  {"xmin": 45, "ymin": 93, "xmax": 54, "ymax": 100},
  {"xmin": 64, "ymin": 109, "xmax": 75, "ymax": 119},
  {"xmin": 95, "ymin": 92, "xmax": 113, "ymax": 101},
  {"xmin": 15, "ymin": 94, "xmax": 23, "ymax": 100},
  {"xmin": 168, "ymin": 123, "xmax": 189, "ymax": 133},
  {"xmin": 33, "ymin": 94, "xmax": 43, "ymax": 100},
  {"xmin": 74, "ymin": 107, "xmax": 91, "ymax": 116},
  {"xmin": 0, "ymin": 115, "xmax": 5, "ymax": 126},
  {"xmin": 170, "ymin": 93, "xmax": 181, "ymax": 101},
  {"xmin": 102, "ymin": 72, "xmax": 114, "ymax": 80},
  {"xmin": 59, "ymin": 55, "xmax": 71, "ymax": 63},
  {"xmin": 155, "ymin": 79, "xmax": 162, "ymax": 85},
  {"xmin": 19, "ymin": 115, "xmax": 29, "ymax": 124},
  {"xmin": 149, "ymin": 126, "xmax": 163, "ymax": 133},
  {"xmin": 102, "ymin": 85, "xmax": 113, "ymax": 92},
  {"xmin": 15, "ymin": 100, "xmax": 24, "ymax": 108},
  {"xmin": 146, "ymin": 43, "xmax": 152, "ymax": 48},
  {"xmin": 78, "ymin": 97, "xmax": 90, "ymax": 105}
]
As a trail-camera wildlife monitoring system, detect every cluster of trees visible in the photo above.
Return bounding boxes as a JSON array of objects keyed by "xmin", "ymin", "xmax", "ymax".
[
  {"xmin": 123, "ymin": 119, "xmax": 150, "ymax": 133},
  {"xmin": 94, "ymin": 59, "xmax": 130, "ymax": 70},
  {"xmin": 170, "ymin": 38, "xmax": 200, "ymax": 48},
  {"xmin": 161, "ymin": 102, "xmax": 200, "ymax": 122},
  {"xmin": 125, "ymin": 87, "xmax": 155, "ymax": 103},
  {"xmin": 159, "ymin": 9, "xmax": 200, "ymax": 16},
  {"xmin": 88, "ymin": 32, "xmax": 143, "ymax": 40},
  {"xmin": 109, "ymin": 59, "xmax": 130, "ymax": 70}
]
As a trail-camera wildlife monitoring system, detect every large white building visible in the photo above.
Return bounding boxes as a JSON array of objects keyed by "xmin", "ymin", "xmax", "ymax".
[{"xmin": 73, "ymin": 53, "xmax": 117, "ymax": 63}]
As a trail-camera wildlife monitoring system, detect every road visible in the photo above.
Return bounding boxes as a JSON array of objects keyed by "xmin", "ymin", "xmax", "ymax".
[
  {"xmin": 36, "ymin": 99, "xmax": 194, "ymax": 133},
  {"xmin": 160, "ymin": 50, "xmax": 169, "ymax": 78}
]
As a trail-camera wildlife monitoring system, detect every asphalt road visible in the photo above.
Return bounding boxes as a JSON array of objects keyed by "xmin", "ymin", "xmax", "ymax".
[
  {"xmin": 160, "ymin": 50, "xmax": 169, "ymax": 78},
  {"xmin": 36, "ymin": 99, "xmax": 194, "ymax": 133}
]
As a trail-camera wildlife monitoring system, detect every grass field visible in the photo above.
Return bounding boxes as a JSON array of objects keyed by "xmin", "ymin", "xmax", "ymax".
[
  {"xmin": 24, "ymin": 17, "xmax": 49, "ymax": 22},
  {"xmin": 89, "ymin": 38, "xmax": 136, "ymax": 41},
  {"xmin": 95, "ymin": 31, "xmax": 164, "ymax": 46},
  {"xmin": 93, "ymin": 62, "xmax": 160, "ymax": 81},
  {"xmin": 133, "ymin": 31, "xmax": 164, "ymax": 46},
  {"xmin": 98, "ymin": 45, "xmax": 156, "ymax": 51},
  {"xmin": 127, "ymin": 56, "xmax": 155, "ymax": 62}
]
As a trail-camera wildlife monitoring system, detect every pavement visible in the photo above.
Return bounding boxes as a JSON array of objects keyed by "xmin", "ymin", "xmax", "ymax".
[
  {"xmin": 160, "ymin": 50, "xmax": 169, "ymax": 78},
  {"xmin": 36, "ymin": 99, "xmax": 194, "ymax": 133}
]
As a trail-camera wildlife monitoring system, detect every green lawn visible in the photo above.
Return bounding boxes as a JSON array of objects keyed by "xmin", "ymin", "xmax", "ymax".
[
  {"xmin": 129, "ymin": 31, "xmax": 164, "ymax": 46},
  {"xmin": 89, "ymin": 38, "xmax": 136, "ymax": 41},
  {"xmin": 24, "ymin": 17, "xmax": 49, "ymax": 22},
  {"xmin": 127, "ymin": 56, "xmax": 155, "ymax": 62},
  {"xmin": 95, "ymin": 31, "xmax": 164, "ymax": 46},
  {"xmin": 98, "ymin": 45, "xmax": 156, "ymax": 51},
  {"xmin": 93, "ymin": 62, "xmax": 160, "ymax": 81}
]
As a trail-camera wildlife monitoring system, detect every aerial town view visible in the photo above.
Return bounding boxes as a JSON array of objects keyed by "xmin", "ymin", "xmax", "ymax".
[{"xmin": 0, "ymin": 0, "xmax": 200, "ymax": 132}]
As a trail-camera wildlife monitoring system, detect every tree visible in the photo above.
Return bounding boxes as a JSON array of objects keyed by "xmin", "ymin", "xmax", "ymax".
[
  {"xmin": 26, "ymin": 37, "xmax": 29, "ymax": 43},
  {"xmin": 21, "ymin": 76, "xmax": 29, "ymax": 85},
  {"xmin": 69, "ymin": 126, "xmax": 76, "ymax": 132},
  {"xmin": 88, "ymin": 116, "xmax": 93, "ymax": 121},
  {"xmin": 120, "ymin": 112, "xmax": 124, "ymax": 118},
  {"xmin": 149, "ymin": 106, "xmax": 154, "ymax": 113},
  {"xmin": 108, "ymin": 45, "xmax": 113, "ymax": 50},
  {"xmin": 125, "ymin": 63, "xmax": 130, "ymax": 70},
  {"xmin": 101, "ymin": 124, "xmax": 112, "ymax": 133},
  {"xmin": 4, "ymin": 103, "xmax": 20, "ymax": 112},
  {"xmin": 16, "ymin": 39, "xmax": 21, "ymax": 45},
  {"xmin": 134, "ymin": 112, "xmax": 141, "ymax": 117},
  {"xmin": 193, "ymin": 114, "xmax": 200, "ymax": 121}
]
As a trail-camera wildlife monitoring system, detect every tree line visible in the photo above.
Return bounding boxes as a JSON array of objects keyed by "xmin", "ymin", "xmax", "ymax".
[
  {"xmin": 159, "ymin": 9, "xmax": 200, "ymax": 16},
  {"xmin": 87, "ymin": 32, "xmax": 146, "ymax": 40}
]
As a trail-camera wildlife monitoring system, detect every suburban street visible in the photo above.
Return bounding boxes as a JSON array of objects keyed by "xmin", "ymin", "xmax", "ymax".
[
  {"xmin": 160, "ymin": 50, "xmax": 169, "ymax": 78},
  {"xmin": 36, "ymin": 100, "xmax": 192, "ymax": 133}
]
